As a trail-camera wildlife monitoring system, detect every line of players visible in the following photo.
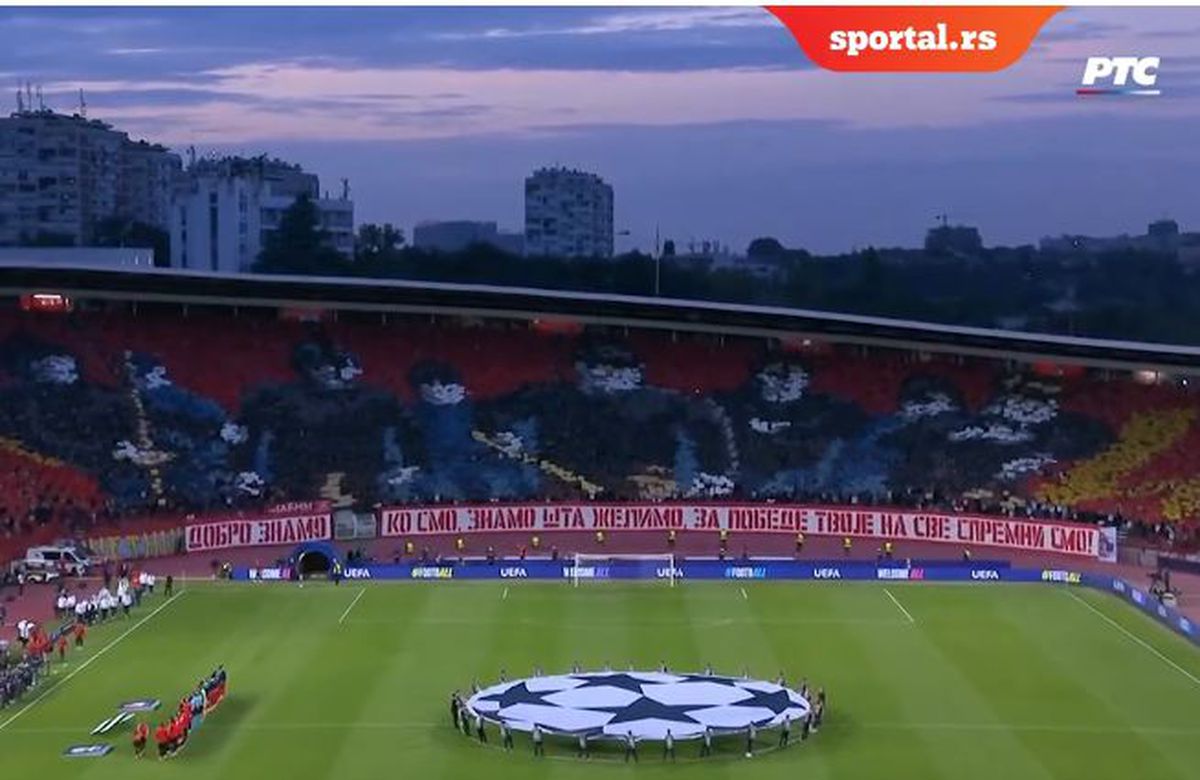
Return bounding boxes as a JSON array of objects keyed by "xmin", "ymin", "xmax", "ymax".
[
  {"xmin": 2, "ymin": 572, "xmax": 173, "ymax": 710},
  {"xmin": 448, "ymin": 664, "xmax": 826, "ymax": 760},
  {"xmin": 132, "ymin": 666, "xmax": 228, "ymax": 760},
  {"xmin": 53, "ymin": 571, "xmax": 171, "ymax": 624}
]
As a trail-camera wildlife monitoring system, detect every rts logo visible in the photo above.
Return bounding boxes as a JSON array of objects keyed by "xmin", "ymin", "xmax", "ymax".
[{"xmin": 1077, "ymin": 56, "xmax": 1161, "ymax": 96}]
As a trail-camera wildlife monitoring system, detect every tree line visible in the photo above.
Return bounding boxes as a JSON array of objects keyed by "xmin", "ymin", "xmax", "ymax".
[{"xmin": 253, "ymin": 196, "xmax": 1200, "ymax": 347}]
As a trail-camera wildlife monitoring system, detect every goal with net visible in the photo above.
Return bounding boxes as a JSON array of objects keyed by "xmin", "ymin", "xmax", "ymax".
[{"xmin": 571, "ymin": 553, "xmax": 678, "ymax": 587}]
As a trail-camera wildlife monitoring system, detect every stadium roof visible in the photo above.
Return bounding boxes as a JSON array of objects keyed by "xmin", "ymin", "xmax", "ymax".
[{"xmin": 1, "ymin": 262, "xmax": 1198, "ymax": 373}]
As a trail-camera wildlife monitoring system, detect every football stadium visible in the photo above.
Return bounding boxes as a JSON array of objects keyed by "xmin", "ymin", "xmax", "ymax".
[{"xmin": 0, "ymin": 264, "xmax": 1197, "ymax": 779}]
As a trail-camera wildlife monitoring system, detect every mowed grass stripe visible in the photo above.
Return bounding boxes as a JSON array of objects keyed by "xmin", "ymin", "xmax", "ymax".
[
  {"xmin": 907, "ymin": 585, "xmax": 1200, "ymax": 780},
  {"xmin": 967, "ymin": 586, "xmax": 1186, "ymax": 780},
  {"xmin": 838, "ymin": 585, "xmax": 1054, "ymax": 780},
  {"xmin": 880, "ymin": 586, "xmax": 1068, "ymax": 780},
  {"xmin": 736, "ymin": 585, "xmax": 841, "ymax": 780},
  {"xmin": 1065, "ymin": 587, "xmax": 1200, "ymax": 688},
  {"xmin": 343, "ymin": 584, "xmax": 487, "ymax": 780},
  {"xmin": 196, "ymin": 584, "xmax": 370, "ymax": 775},
  {"xmin": 2, "ymin": 582, "xmax": 1199, "ymax": 780},
  {"xmin": 998, "ymin": 598, "xmax": 1197, "ymax": 780}
]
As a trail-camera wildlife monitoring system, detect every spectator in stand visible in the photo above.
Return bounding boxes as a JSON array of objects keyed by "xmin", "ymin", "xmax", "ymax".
[
  {"xmin": 235, "ymin": 338, "xmax": 404, "ymax": 506},
  {"xmin": 722, "ymin": 357, "xmax": 866, "ymax": 499},
  {"xmin": 478, "ymin": 339, "xmax": 735, "ymax": 500},
  {"xmin": 0, "ymin": 336, "xmax": 145, "ymax": 512}
]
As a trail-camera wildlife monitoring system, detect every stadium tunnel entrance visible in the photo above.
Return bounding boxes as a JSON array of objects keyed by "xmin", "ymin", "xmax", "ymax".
[{"xmin": 292, "ymin": 541, "xmax": 340, "ymax": 578}]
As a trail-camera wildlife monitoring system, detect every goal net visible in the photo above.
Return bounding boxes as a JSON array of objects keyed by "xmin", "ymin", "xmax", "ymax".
[{"xmin": 572, "ymin": 553, "xmax": 677, "ymax": 588}]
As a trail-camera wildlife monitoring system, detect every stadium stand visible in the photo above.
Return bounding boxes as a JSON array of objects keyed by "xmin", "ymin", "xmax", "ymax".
[{"xmin": 0, "ymin": 303, "xmax": 1195, "ymax": 553}]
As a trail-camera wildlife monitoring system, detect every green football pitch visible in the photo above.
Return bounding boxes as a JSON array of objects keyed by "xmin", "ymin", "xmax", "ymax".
[{"xmin": 2, "ymin": 580, "xmax": 1199, "ymax": 779}]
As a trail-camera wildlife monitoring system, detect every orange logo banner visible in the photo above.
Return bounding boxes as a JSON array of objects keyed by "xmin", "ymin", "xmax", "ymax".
[{"xmin": 767, "ymin": 6, "xmax": 1062, "ymax": 72}]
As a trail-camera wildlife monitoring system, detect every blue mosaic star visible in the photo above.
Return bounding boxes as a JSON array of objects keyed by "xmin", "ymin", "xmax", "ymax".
[
  {"xmin": 570, "ymin": 674, "xmax": 649, "ymax": 694},
  {"xmin": 478, "ymin": 682, "xmax": 549, "ymax": 709},
  {"xmin": 605, "ymin": 696, "xmax": 702, "ymax": 727},
  {"xmin": 737, "ymin": 688, "xmax": 797, "ymax": 716}
]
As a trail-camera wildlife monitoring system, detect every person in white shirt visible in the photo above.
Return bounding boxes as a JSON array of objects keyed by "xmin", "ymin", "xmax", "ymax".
[{"xmin": 120, "ymin": 589, "xmax": 133, "ymax": 617}]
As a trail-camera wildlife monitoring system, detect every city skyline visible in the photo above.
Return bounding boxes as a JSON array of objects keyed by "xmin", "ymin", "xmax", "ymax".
[{"xmin": 2, "ymin": 6, "xmax": 1200, "ymax": 254}]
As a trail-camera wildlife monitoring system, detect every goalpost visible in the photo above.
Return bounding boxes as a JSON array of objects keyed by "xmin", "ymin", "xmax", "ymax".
[{"xmin": 572, "ymin": 553, "xmax": 677, "ymax": 588}]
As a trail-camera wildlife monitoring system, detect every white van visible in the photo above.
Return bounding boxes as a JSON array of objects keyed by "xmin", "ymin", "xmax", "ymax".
[{"xmin": 22, "ymin": 545, "xmax": 92, "ymax": 580}]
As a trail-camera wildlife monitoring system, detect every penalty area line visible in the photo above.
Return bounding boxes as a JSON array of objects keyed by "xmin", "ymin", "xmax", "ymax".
[
  {"xmin": 338, "ymin": 588, "xmax": 366, "ymax": 625},
  {"xmin": 884, "ymin": 588, "xmax": 915, "ymax": 624},
  {"xmin": 0, "ymin": 591, "xmax": 186, "ymax": 733},
  {"xmin": 1065, "ymin": 589, "xmax": 1200, "ymax": 689}
]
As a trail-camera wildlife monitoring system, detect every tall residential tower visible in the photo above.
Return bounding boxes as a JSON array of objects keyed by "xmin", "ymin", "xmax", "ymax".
[
  {"xmin": 0, "ymin": 108, "xmax": 180, "ymax": 246},
  {"xmin": 524, "ymin": 167, "xmax": 613, "ymax": 259}
]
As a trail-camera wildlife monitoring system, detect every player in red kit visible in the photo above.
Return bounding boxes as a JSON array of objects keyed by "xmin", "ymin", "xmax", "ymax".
[
  {"xmin": 74, "ymin": 621, "xmax": 86, "ymax": 648},
  {"xmin": 154, "ymin": 722, "xmax": 170, "ymax": 759},
  {"xmin": 168, "ymin": 716, "xmax": 185, "ymax": 753},
  {"xmin": 56, "ymin": 635, "xmax": 67, "ymax": 662},
  {"xmin": 133, "ymin": 722, "xmax": 149, "ymax": 758}
]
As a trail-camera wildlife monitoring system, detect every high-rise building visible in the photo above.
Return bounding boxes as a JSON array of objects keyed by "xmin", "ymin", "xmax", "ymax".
[
  {"xmin": 169, "ymin": 156, "xmax": 354, "ymax": 273},
  {"xmin": 0, "ymin": 109, "xmax": 180, "ymax": 247},
  {"xmin": 524, "ymin": 167, "xmax": 613, "ymax": 258}
]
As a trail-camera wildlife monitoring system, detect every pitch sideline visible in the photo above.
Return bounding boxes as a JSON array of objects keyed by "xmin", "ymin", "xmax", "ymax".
[
  {"xmin": 1065, "ymin": 589, "xmax": 1200, "ymax": 689},
  {"xmin": 0, "ymin": 590, "xmax": 186, "ymax": 732}
]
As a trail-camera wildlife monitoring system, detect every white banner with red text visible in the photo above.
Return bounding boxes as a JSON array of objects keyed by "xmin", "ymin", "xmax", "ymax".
[
  {"xmin": 185, "ymin": 506, "xmax": 332, "ymax": 552},
  {"xmin": 379, "ymin": 502, "xmax": 1109, "ymax": 559}
]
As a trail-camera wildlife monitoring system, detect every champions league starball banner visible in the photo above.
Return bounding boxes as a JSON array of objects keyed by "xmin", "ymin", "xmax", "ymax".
[
  {"xmin": 466, "ymin": 671, "xmax": 810, "ymax": 741},
  {"xmin": 380, "ymin": 502, "xmax": 1110, "ymax": 559}
]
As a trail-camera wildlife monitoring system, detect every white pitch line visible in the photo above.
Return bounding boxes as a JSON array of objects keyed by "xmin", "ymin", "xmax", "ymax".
[
  {"xmin": 740, "ymin": 587, "xmax": 748, "ymax": 601},
  {"xmin": 502, "ymin": 587, "xmax": 508, "ymax": 600},
  {"xmin": 1065, "ymin": 589, "xmax": 1200, "ymax": 689},
  {"xmin": 861, "ymin": 720, "xmax": 1200, "ymax": 736},
  {"xmin": 0, "ymin": 591, "xmax": 185, "ymax": 732},
  {"xmin": 884, "ymin": 588, "xmax": 915, "ymax": 624},
  {"xmin": 338, "ymin": 588, "xmax": 366, "ymax": 625}
]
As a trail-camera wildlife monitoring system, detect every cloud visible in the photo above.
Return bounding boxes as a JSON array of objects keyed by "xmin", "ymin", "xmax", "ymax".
[
  {"xmin": 106, "ymin": 48, "xmax": 167, "ymax": 56},
  {"xmin": 1144, "ymin": 26, "xmax": 1200, "ymax": 39},
  {"xmin": 0, "ymin": 13, "xmax": 163, "ymax": 36},
  {"xmin": 435, "ymin": 8, "xmax": 773, "ymax": 41},
  {"xmin": 1036, "ymin": 20, "xmax": 1127, "ymax": 42}
]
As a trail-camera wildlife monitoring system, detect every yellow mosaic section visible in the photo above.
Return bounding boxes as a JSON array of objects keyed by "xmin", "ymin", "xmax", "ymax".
[
  {"xmin": 1160, "ymin": 477, "xmax": 1200, "ymax": 522},
  {"xmin": 1038, "ymin": 407, "xmax": 1196, "ymax": 506}
]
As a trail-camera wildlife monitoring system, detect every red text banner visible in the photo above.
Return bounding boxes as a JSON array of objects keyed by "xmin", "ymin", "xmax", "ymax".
[
  {"xmin": 379, "ymin": 502, "xmax": 1100, "ymax": 558},
  {"xmin": 185, "ymin": 511, "xmax": 331, "ymax": 552}
]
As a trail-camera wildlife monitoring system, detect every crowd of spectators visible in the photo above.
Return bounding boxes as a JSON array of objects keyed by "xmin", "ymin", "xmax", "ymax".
[
  {"xmin": 0, "ymin": 644, "xmax": 43, "ymax": 710},
  {"xmin": 0, "ymin": 310, "xmax": 1198, "ymax": 554}
]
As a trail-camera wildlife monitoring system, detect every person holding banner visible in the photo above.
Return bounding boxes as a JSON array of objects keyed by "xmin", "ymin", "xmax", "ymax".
[{"xmin": 501, "ymin": 721, "xmax": 513, "ymax": 751}]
